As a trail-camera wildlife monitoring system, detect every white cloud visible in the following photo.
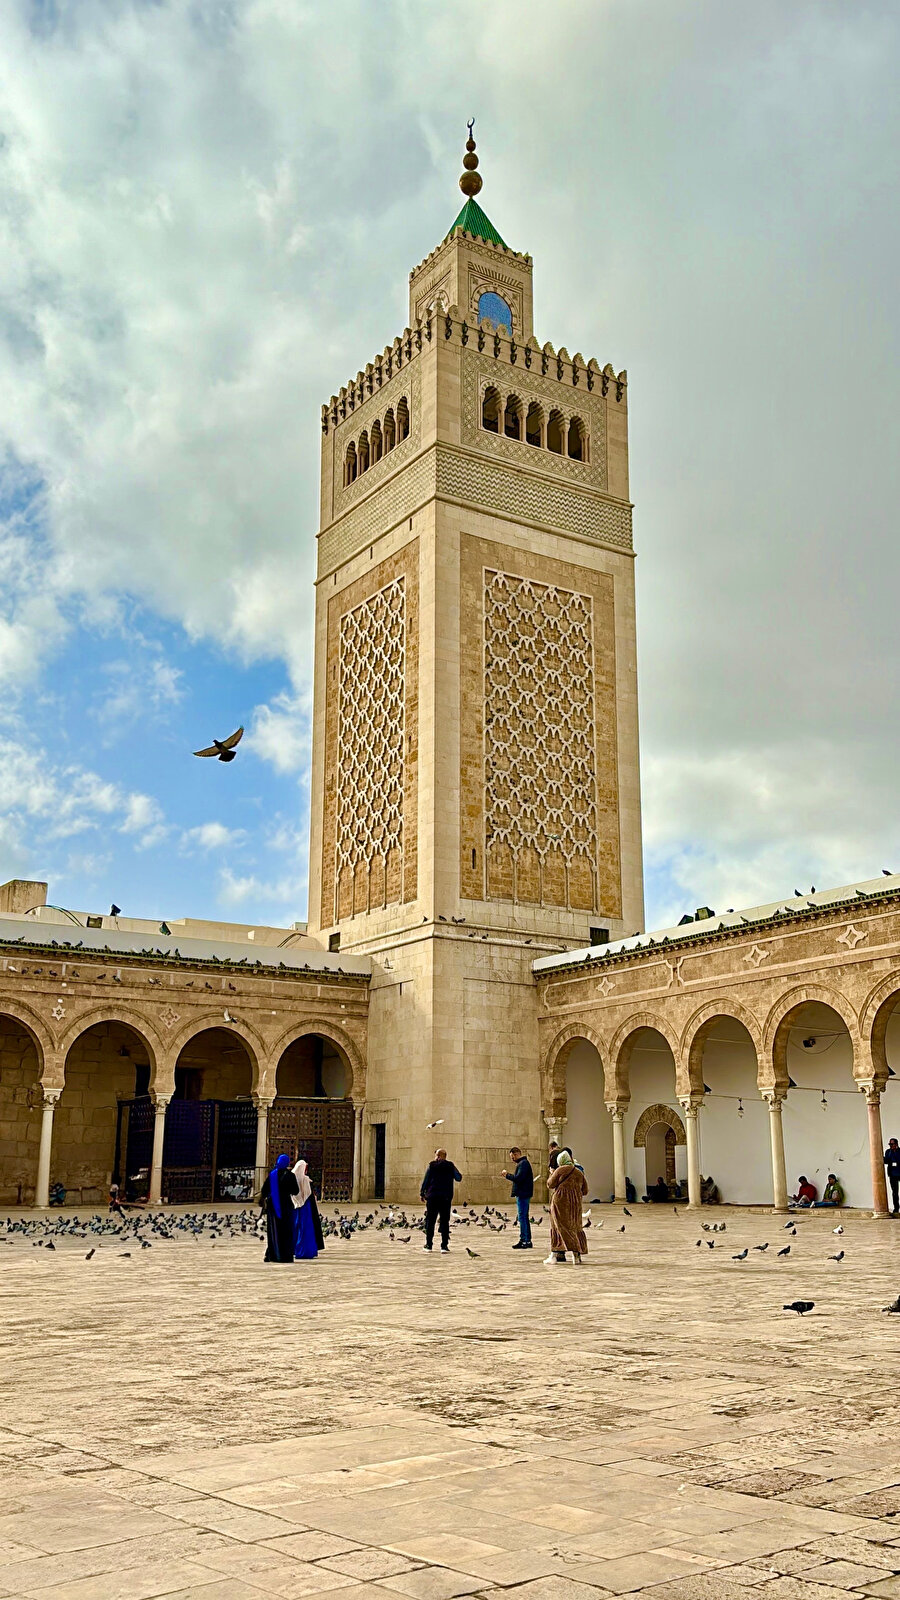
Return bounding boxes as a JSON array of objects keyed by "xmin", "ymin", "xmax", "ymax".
[
  {"xmin": 643, "ymin": 742, "xmax": 900, "ymax": 930},
  {"xmin": 0, "ymin": 736, "xmax": 168, "ymax": 858},
  {"xmin": 0, "ymin": 1, "xmax": 898, "ymax": 926},
  {"xmin": 247, "ymin": 690, "xmax": 310, "ymax": 776},
  {"xmin": 182, "ymin": 821, "xmax": 246, "ymax": 852}
]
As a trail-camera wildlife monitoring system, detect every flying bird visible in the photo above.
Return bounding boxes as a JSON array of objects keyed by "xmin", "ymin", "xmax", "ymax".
[
  {"xmin": 426, "ymin": 1119, "xmax": 444, "ymax": 1129},
  {"xmin": 832, "ymin": 1225, "xmax": 844, "ymax": 1235},
  {"xmin": 784, "ymin": 1300, "xmax": 815, "ymax": 1315},
  {"xmin": 193, "ymin": 726, "xmax": 244, "ymax": 763}
]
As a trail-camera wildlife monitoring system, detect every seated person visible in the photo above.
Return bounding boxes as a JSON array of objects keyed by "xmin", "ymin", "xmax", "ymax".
[
  {"xmin": 700, "ymin": 1175, "xmax": 720, "ymax": 1204},
  {"xmin": 648, "ymin": 1175, "xmax": 669, "ymax": 1202},
  {"xmin": 813, "ymin": 1173, "xmax": 845, "ymax": 1207},
  {"xmin": 790, "ymin": 1175, "xmax": 818, "ymax": 1207}
]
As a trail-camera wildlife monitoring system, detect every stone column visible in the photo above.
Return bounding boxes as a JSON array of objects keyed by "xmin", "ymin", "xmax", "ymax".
[
  {"xmin": 253, "ymin": 1096, "xmax": 273, "ymax": 1194},
  {"xmin": 35, "ymin": 1088, "xmax": 61, "ymax": 1208},
  {"xmin": 148, "ymin": 1095, "xmax": 170, "ymax": 1204},
  {"xmin": 762, "ymin": 1090, "xmax": 789, "ymax": 1213},
  {"xmin": 352, "ymin": 1104, "xmax": 364, "ymax": 1203},
  {"xmin": 679, "ymin": 1098, "xmax": 702, "ymax": 1209},
  {"xmin": 861, "ymin": 1084, "xmax": 890, "ymax": 1217},
  {"xmin": 605, "ymin": 1104, "xmax": 627, "ymax": 1201},
  {"xmin": 543, "ymin": 1115, "xmax": 567, "ymax": 1201}
]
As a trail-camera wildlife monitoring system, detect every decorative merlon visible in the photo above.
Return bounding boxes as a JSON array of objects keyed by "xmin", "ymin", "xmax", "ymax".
[{"xmin": 321, "ymin": 305, "xmax": 626, "ymax": 436}]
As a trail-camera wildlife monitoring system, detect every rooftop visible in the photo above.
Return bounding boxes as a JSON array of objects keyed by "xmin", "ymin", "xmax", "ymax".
[
  {"xmin": 444, "ymin": 196, "xmax": 506, "ymax": 248},
  {"xmin": 533, "ymin": 873, "xmax": 900, "ymax": 976}
]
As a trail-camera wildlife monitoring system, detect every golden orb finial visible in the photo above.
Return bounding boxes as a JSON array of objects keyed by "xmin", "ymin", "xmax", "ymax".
[{"xmin": 459, "ymin": 118, "xmax": 483, "ymax": 198}]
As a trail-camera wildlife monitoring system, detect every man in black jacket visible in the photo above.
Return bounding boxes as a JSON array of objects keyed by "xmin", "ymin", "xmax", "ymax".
[
  {"xmin": 502, "ymin": 1146, "xmax": 534, "ymax": 1249},
  {"xmin": 420, "ymin": 1148, "xmax": 462, "ymax": 1252}
]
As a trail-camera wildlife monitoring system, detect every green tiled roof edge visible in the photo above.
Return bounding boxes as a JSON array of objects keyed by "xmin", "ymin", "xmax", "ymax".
[{"xmin": 444, "ymin": 197, "xmax": 507, "ymax": 248}]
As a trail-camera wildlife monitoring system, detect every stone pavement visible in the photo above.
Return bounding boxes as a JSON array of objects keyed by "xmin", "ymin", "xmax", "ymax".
[{"xmin": 2, "ymin": 1203, "xmax": 900, "ymax": 1598}]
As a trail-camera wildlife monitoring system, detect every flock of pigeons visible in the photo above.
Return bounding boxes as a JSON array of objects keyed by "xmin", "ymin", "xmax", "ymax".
[{"xmin": 3, "ymin": 1203, "xmax": 898, "ymax": 1314}]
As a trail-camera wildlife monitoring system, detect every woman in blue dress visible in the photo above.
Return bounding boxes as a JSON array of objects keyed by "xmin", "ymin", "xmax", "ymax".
[{"xmin": 291, "ymin": 1159, "xmax": 324, "ymax": 1259}]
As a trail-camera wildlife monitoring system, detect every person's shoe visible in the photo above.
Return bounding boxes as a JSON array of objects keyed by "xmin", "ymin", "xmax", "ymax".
[
  {"xmin": 512, "ymin": 1241, "xmax": 525, "ymax": 1249},
  {"xmin": 440, "ymin": 1245, "xmax": 450, "ymax": 1253},
  {"xmin": 522, "ymin": 1241, "xmax": 533, "ymax": 1248},
  {"xmin": 423, "ymin": 1243, "xmax": 432, "ymax": 1251},
  {"xmin": 572, "ymin": 1253, "xmax": 582, "ymax": 1264},
  {"xmin": 543, "ymin": 1253, "xmax": 565, "ymax": 1265}
]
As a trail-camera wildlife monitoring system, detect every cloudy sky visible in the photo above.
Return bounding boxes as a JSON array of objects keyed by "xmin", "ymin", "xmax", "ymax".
[{"xmin": 0, "ymin": 0, "xmax": 897, "ymax": 932}]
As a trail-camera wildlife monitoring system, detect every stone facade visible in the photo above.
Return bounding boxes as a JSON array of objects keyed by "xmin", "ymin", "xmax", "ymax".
[
  {"xmin": 0, "ymin": 927, "xmax": 369, "ymax": 1205},
  {"xmin": 307, "ymin": 165, "xmax": 643, "ymax": 1203},
  {"xmin": 535, "ymin": 884, "xmax": 900, "ymax": 1215}
]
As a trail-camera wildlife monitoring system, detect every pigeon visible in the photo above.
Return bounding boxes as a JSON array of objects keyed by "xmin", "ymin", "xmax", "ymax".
[
  {"xmin": 85, "ymin": 1249, "xmax": 95, "ymax": 1260},
  {"xmin": 777, "ymin": 1245, "xmax": 791, "ymax": 1256},
  {"xmin": 223, "ymin": 1010, "xmax": 236, "ymax": 1024},
  {"xmin": 783, "ymin": 1221, "xmax": 796, "ymax": 1229},
  {"xmin": 119, "ymin": 1252, "xmax": 131, "ymax": 1258},
  {"xmin": 425, "ymin": 1119, "xmax": 444, "ymax": 1129},
  {"xmin": 732, "ymin": 1249, "xmax": 748, "ymax": 1260},
  {"xmin": 706, "ymin": 1240, "xmax": 715, "ymax": 1249},
  {"xmin": 466, "ymin": 1247, "xmax": 480, "ymax": 1258},
  {"xmin": 829, "ymin": 1250, "xmax": 845, "ymax": 1262},
  {"xmin": 881, "ymin": 1295, "xmax": 900, "ymax": 1314},
  {"xmin": 832, "ymin": 1225, "xmax": 844, "ymax": 1235},
  {"xmin": 617, "ymin": 1224, "xmax": 626, "ymax": 1233},
  {"xmin": 752, "ymin": 1243, "xmax": 769, "ymax": 1252},
  {"xmin": 193, "ymin": 726, "xmax": 244, "ymax": 763},
  {"xmin": 623, "ymin": 1206, "xmax": 632, "ymax": 1216},
  {"xmin": 784, "ymin": 1300, "xmax": 815, "ymax": 1315}
]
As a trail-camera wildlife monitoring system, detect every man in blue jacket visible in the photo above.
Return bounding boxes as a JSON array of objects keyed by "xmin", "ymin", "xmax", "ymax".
[{"xmin": 502, "ymin": 1146, "xmax": 534, "ymax": 1249}]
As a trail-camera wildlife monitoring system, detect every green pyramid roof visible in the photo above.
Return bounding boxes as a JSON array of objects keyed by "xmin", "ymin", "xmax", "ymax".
[{"xmin": 445, "ymin": 197, "xmax": 506, "ymax": 248}]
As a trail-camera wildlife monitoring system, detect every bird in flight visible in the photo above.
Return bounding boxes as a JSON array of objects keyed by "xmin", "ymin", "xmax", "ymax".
[
  {"xmin": 426, "ymin": 1119, "xmax": 444, "ymax": 1130},
  {"xmin": 194, "ymin": 726, "xmax": 244, "ymax": 762}
]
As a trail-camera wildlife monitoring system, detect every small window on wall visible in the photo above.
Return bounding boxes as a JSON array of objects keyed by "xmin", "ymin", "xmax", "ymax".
[
  {"xmin": 477, "ymin": 291, "xmax": 512, "ymax": 333},
  {"xmin": 482, "ymin": 385, "xmax": 501, "ymax": 433}
]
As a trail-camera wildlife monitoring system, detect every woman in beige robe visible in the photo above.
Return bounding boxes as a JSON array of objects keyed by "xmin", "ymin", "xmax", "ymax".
[{"xmin": 546, "ymin": 1151, "xmax": 589, "ymax": 1264}]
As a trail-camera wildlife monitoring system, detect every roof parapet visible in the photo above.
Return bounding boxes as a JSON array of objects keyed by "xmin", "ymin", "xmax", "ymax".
[
  {"xmin": 321, "ymin": 304, "xmax": 625, "ymax": 436},
  {"xmin": 409, "ymin": 227, "xmax": 532, "ymax": 283}
]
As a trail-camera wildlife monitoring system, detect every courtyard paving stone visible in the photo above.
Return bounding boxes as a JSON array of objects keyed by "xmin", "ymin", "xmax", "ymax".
[{"xmin": 1, "ymin": 1202, "xmax": 899, "ymax": 1596}]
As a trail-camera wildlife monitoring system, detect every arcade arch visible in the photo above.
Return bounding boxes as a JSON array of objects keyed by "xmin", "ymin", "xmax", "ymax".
[
  {"xmin": 54, "ymin": 1021, "xmax": 154, "ymax": 1200},
  {"xmin": 0, "ymin": 1012, "xmax": 45, "ymax": 1204},
  {"xmin": 769, "ymin": 998, "xmax": 868, "ymax": 1207},
  {"xmin": 687, "ymin": 1013, "xmax": 765, "ymax": 1205}
]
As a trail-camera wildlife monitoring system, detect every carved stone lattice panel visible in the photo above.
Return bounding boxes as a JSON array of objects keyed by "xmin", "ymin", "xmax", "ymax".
[
  {"xmin": 482, "ymin": 570, "xmax": 599, "ymax": 912},
  {"xmin": 321, "ymin": 543, "xmax": 419, "ymax": 925},
  {"xmin": 460, "ymin": 534, "xmax": 622, "ymax": 918},
  {"xmin": 461, "ymin": 351, "xmax": 607, "ymax": 489},
  {"xmin": 336, "ymin": 579, "xmax": 405, "ymax": 917}
]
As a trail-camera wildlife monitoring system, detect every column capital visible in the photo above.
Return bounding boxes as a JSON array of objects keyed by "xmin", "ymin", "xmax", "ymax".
[
  {"xmin": 40, "ymin": 1087, "xmax": 62, "ymax": 1107},
  {"xmin": 678, "ymin": 1096, "xmax": 703, "ymax": 1119},
  {"xmin": 604, "ymin": 1102, "xmax": 628, "ymax": 1123},
  {"xmin": 544, "ymin": 1113, "xmax": 567, "ymax": 1135},
  {"xmin": 252, "ymin": 1093, "xmax": 275, "ymax": 1111},
  {"xmin": 152, "ymin": 1092, "xmax": 172, "ymax": 1110},
  {"xmin": 858, "ymin": 1081, "xmax": 881, "ymax": 1106},
  {"xmin": 761, "ymin": 1087, "xmax": 788, "ymax": 1108}
]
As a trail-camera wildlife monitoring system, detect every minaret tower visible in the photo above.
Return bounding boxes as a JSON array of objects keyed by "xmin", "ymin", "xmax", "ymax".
[{"xmin": 308, "ymin": 129, "xmax": 642, "ymax": 1198}]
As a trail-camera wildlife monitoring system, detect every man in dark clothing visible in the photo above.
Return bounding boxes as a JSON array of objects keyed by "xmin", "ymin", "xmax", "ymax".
[
  {"xmin": 420, "ymin": 1148, "xmax": 461, "ymax": 1252},
  {"xmin": 886, "ymin": 1138, "xmax": 900, "ymax": 1216},
  {"xmin": 502, "ymin": 1146, "xmax": 534, "ymax": 1248},
  {"xmin": 548, "ymin": 1140, "xmax": 560, "ymax": 1171}
]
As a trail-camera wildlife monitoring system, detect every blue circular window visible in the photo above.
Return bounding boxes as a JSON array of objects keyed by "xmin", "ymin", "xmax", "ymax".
[{"xmin": 477, "ymin": 291, "xmax": 512, "ymax": 333}]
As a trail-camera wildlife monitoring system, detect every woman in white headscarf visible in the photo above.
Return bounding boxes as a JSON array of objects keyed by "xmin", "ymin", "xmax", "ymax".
[{"xmin": 291, "ymin": 1159, "xmax": 324, "ymax": 1259}]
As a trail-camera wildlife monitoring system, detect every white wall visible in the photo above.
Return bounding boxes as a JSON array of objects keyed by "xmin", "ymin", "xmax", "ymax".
[
  {"xmin": 622, "ymin": 1036, "xmax": 686, "ymax": 1195},
  {"xmin": 699, "ymin": 1022, "xmax": 769, "ymax": 1204},
  {"xmin": 565, "ymin": 1040, "xmax": 613, "ymax": 1199}
]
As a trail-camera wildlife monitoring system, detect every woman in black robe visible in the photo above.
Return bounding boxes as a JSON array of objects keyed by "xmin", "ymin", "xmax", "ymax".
[{"xmin": 260, "ymin": 1153, "xmax": 299, "ymax": 1262}]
